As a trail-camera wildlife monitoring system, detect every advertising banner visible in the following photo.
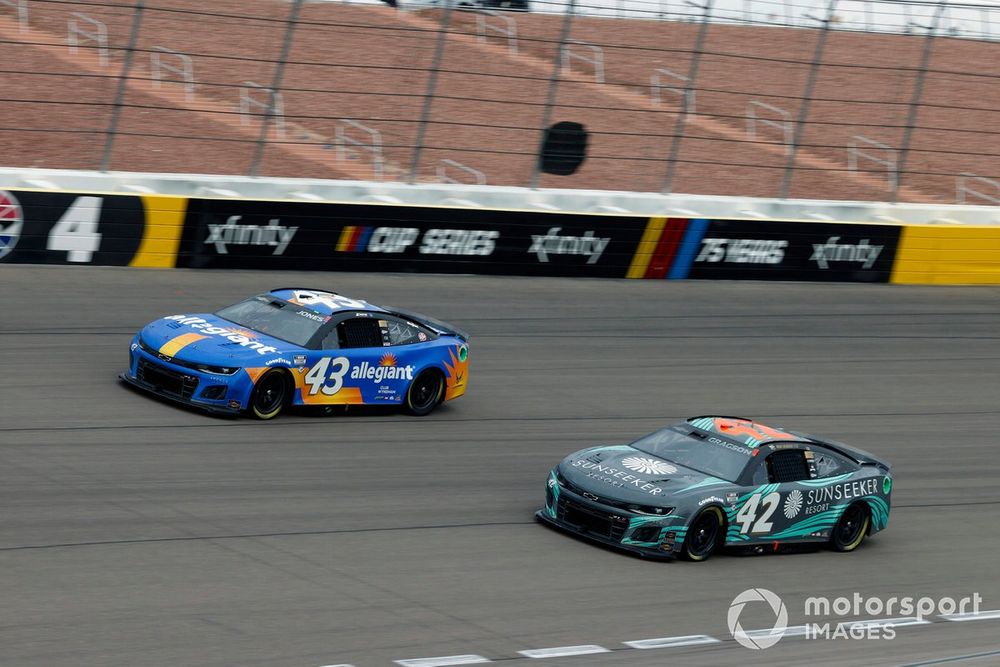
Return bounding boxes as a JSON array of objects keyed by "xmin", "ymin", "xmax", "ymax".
[
  {"xmin": 0, "ymin": 189, "xmax": 147, "ymax": 266},
  {"xmin": 174, "ymin": 199, "xmax": 650, "ymax": 278}
]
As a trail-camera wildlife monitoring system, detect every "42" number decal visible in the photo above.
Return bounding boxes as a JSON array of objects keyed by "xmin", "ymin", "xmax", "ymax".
[{"xmin": 735, "ymin": 491, "xmax": 781, "ymax": 535}]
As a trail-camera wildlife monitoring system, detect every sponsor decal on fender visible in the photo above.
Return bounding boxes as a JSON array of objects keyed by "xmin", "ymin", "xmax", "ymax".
[
  {"xmin": 530, "ymin": 227, "xmax": 610, "ymax": 264},
  {"xmin": 162, "ymin": 315, "xmax": 279, "ymax": 355},
  {"xmin": 570, "ymin": 459, "xmax": 664, "ymax": 495},
  {"xmin": 207, "ymin": 216, "xmax": 298, "ymax": 255},
  {"xmin": 349, "ymin": 360, "xmax": 415, "ymax": 382}
]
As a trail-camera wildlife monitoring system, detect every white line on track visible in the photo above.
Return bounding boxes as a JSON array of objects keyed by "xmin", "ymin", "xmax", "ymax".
[
  {"xmin": 518, "ymin": 645, "xmax": 611, "ymax": 658},
  {"xmin": 939, "ymin": 609, "xmax": 1000, "ymax": 622},
  {"xmin": 844, "ymin": 616, "xmax": 930, "ymax": 630},
  {"xmin": 395, "ymin": 656, "xmax": 491, "ymax": 667},
  {"xmin": 623, "ymin": 634, "xmax": 720, "ymax": 649}
]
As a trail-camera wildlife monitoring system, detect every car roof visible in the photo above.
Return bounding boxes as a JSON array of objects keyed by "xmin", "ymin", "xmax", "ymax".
[
  {"xmin": 686, "ymin": 415, "xmax": 816, "ymax": 447},
  {"xmin": 267, "ymin": 288, "xmax": 388, "ymax": 316}
]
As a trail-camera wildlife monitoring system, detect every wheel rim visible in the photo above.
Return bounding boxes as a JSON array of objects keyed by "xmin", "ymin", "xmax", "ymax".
[
  {"xmin": 255, "ymin": 373, "xmax": 285, "ymax": 414},
  {"xmin": 688, "ymin": 510, "xmax": 719, "ymax": 556},
  {"xmin": 409, "ymin": 374, "xmax": 441, "ymax": 411},
  {"xmin": 837, "ymin": 505, "xmax": 865, "ymax": 546}
]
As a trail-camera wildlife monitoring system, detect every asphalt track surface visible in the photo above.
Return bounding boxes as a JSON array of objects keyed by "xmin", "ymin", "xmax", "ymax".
[{"xmin": 3, "ymin": 266, "xmax": 1000, "ymax": 667}]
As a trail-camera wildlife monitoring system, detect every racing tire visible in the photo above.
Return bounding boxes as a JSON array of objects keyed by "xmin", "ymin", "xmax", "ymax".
[
  {"xmin": 250, "ymin": 369, "xmax": 290, "ymax": 420},
  {"xmin": 680, "ymin": 506, "xmax": 725, "ymax": 562},
  {"xmin": 830, "ymin": 502, "xmax": 870, "ymax": 552},
  {"xmin": 404, "ymin": 370, "xmax": 444, "ymax": 416}
]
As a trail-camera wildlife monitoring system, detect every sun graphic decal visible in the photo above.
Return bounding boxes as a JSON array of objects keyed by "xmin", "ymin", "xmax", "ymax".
[
  {"xmin": 783, "ymin": 489, "xmax": 803, "ymax": 518},
  {"xmin": 379, "ymin": 353, "xmax": 397, "ymax": 367},
  {"xmin": 621, "ymin": 456, "xmax": 677, "ymax": 476}
]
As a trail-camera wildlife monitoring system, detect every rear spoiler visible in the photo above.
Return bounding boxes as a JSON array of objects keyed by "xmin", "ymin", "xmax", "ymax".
[{"xmin": 387, "ymin": 306, "xmax": 469, "ymax": 342}]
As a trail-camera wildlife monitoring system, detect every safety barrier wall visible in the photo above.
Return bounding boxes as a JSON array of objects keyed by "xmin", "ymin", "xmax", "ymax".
[{"xmin": 2, "ymin": 187, "xmax": 999, "ymax": 284}]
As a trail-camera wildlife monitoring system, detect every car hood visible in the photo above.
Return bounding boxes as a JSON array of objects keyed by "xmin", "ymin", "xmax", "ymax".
[
  {"xmin": 139, "ymin": 313, "xmax": 296, "ymax": 365},
  {"xmin": 558, "ymin": 445, "xmax": 731, "ymax": 504}
]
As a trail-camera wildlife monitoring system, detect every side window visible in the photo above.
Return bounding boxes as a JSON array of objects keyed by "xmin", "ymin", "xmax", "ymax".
[
  {"xmin": 337, "ymin": 318, "xmax": 383, "ymax": 349},
  {"xmin": 811, "ymin": 448, "xmax": 855, "ymax": 478},
  {"xmin": 750, "ymin": 462, "xmax": 769, "ymax": 486},
  {"xmin": 767, "ymin": 450, "xmax": 811, "ymax": 483},
  {"xmin": 380, "ymin": 317, "xmax": 431, "ymax": 346}
]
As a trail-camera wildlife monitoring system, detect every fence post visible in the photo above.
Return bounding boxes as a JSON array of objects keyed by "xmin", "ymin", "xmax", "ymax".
[
  {"xmin": 529, "ymin": 0, "xmax": 577, "ymax": 189},
  {"xmin": 778, "ymin": 0, "xmax": 838, "ymax": 199},
  {"xmin": 661, "ymin": 0, "xmax": 713, "ymax": 195},
  {"xmin": 99, "ymin": 1, "xmax": 144, "ymax": 171},
  {"xmin": 892, "ymin": 0, "xmax": 945, "ymax": 203},
  {"xmin": 248, "ymin": 0, "xmax": 304, "ymax": 177},
  {"xmin": 408, "ymin": 2, "xmax": 454, "ymax": 184}
]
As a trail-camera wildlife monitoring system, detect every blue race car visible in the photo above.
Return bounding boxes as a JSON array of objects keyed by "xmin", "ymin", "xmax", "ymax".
[{"xmin": 121, "ymin": 288, "xmax": 469, "ymax": 419}]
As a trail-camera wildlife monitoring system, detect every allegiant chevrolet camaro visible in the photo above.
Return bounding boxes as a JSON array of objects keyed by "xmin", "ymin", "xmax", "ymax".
[
  {"xmin": 537, "ymin": 416, "xmax": 892, "ymax": 561},
  {"xmin": 121, "ymin": 288, "xmax": 469, "ymax": 419}
]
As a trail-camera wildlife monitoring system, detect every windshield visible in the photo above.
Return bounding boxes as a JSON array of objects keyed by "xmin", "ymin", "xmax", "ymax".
[
  {"xmin": 629, "ymin": 426, "xmax": 753, "ymax": 482},
  {"xmin": 215, "ymin": 296, "xmax": 329, "ymax": 347}
]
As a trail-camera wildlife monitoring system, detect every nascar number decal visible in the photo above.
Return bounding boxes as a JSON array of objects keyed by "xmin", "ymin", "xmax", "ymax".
[
  {"xmin": 735, "ymin": 492, "xmax": 781, "ymax": 534},
  {"xmin": 304, "ymin": 356, "xmax": 350, "ymax": 395},
  {"xmin": 0, "ymin": 191, "xmax": 145, "ymax": 265},
  {"xmin": 46, "ymin": 196, "xmax": 102, "ymax": 262}
]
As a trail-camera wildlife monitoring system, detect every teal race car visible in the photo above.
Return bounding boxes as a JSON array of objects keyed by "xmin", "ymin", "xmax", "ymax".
[{"xmin": 537, "ymin": 416, "xmax": 892, "ymax": 561}]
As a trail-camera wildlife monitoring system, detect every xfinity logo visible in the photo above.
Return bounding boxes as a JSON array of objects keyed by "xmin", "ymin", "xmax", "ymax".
[
  {"xmin": 530, "ymin": 227, "xmax": 610, "ymax": 264},
  {"xmin": 696, "ymin": 238, "xmax": 787, "ymax": 264},
  {"xmin": 206, "ymin": 216, "xmax": 298, "ymax": 255},
  {"xmin": 810, "ymin": 236, "xmax": 883, "ymax": 269}
]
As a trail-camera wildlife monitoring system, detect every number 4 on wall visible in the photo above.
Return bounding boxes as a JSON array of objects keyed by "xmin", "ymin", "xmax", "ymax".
[{"xmin": 47, "ymin": 196, "xmax": 103, "ymax": 263}]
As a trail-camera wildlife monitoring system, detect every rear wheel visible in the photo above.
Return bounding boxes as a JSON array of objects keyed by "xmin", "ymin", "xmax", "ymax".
[
  {"xmin": 250, "ymin": 370, "xmax": 289, "ymax": 420},
  {"xmin": 680, "ymin": 506, "xmax": 725, "ymax": 562},
  {"xmin": 404, "ymin": 370, "xmax": 444, "ymax": 416},
  {"xmin": 830, "ymin": 502, "xmax": 870, "ymax": 552}
]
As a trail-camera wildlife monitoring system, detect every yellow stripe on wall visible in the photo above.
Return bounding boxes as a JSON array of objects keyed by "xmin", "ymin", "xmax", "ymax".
[
  {"xmin": 625, "ymin": 216, "xmax": 667, "ymax": 279},
  {"xmin": 129, "ymin": 196, "xmax": 189, "ymax": 268},
  {"xmin": 336, "ymin": 226, "xmax": 356, "ymax": 252},
  {"xmin": 892, "ymin": 225, "xmax": 1000, "ymax": 285},
  {"xmin": 159, "ymin": 333, "xmax": 208, "ymax": 358}
]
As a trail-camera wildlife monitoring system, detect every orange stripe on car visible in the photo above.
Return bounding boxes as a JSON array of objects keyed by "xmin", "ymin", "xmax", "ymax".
[{"xmin": 158, "ymin": 332, "xmax": 208, "ymax": 357}]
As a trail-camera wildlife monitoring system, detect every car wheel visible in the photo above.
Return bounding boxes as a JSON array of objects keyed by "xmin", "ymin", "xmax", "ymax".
[
  {"xmin": 680, "ymin": 506, "xmax": 724, "ymax": 562},
  {"xmin": 404, "ymin": 370, "xmax": 444, "ymax": 416},
  {"xmin": 830, "ymin": 502, "xmax": 870, "ymax": 552},
  {"xmin": 250, "ymin": 369, "xmax": 289, "ymax": 420}
]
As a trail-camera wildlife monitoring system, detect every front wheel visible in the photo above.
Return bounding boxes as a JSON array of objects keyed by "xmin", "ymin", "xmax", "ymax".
[
  {"xmin": 250, "ymin": 370, "xmax": 289, "ymax": 420},
  {"xmin": 404, "ymin": 370, "xmax": 444, "ymax": 416},
  {"xmin": 680, "ymin": 506, "xmax": 724, "ymax": 562},
  {"xmin": 830, "ymin": 502, "xmax": 870, "ymax": 552}
]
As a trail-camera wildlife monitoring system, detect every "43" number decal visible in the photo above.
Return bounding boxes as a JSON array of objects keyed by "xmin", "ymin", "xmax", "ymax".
[{"xmin": 304, "ymin": 357, "xmax": 350, "ymax": 395}]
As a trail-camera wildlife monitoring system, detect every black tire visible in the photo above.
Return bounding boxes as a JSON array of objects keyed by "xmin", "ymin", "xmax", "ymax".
[
  {"xmin": 404, "ymin": 370, "xmax": 444, "ymax": 416},
  {"xmin": 250, "ymin": 369, "xmax": 290, "ymax": 420},
  {"xmin": 680, "ymin": 506, "xmax": 725, "ymax": 562},
  {"xmin": 830, "ymin": 502, "xmax": 870, "ymax": 552}
]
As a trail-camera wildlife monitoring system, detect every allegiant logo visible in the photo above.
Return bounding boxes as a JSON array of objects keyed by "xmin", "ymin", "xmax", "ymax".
[{"xmin": 162, "ymin": 315, "xmax": 279, "ymax": 355}]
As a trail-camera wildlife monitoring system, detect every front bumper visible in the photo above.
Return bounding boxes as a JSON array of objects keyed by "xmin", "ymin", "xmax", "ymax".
[
  {"xmin": 122, "ymin": 340, "xmax": 246, "ymax": 415},
  {"xmin": 537, "ymin": 472, "xmax": 685, "ymax": 560}
]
